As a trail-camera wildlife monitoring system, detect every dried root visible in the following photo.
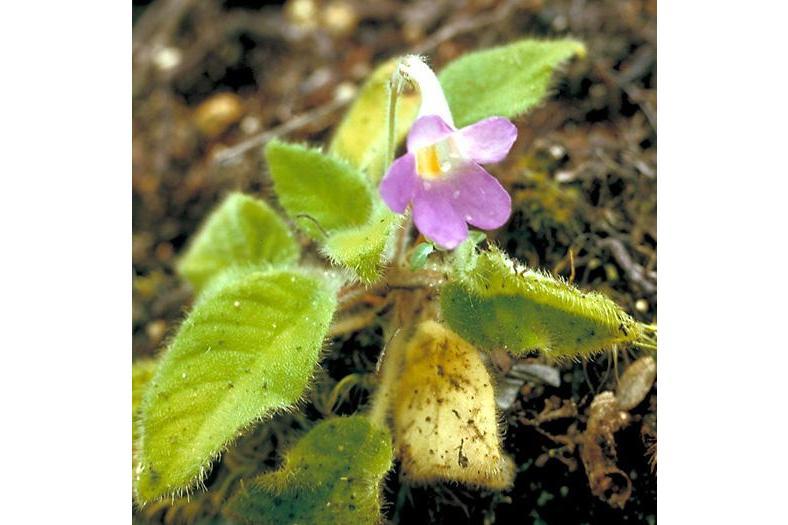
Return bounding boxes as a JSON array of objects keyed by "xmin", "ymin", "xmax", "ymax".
[
  {"xmin": 580, "ymin": 356, "xmax": 656, "ymax": 508},
  {"xmin": 641, "ymin": 412, "xmax": 657, "ymax": 472},
  {"xmin": 580, "ymin": 391, "xmax": 632, "ymax": 508}
]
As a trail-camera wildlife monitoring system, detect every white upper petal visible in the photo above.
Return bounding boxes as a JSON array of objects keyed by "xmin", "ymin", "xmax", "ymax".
[{"xmin": 399, "ymin": 55, "xmax": 455, "ymax": 128}]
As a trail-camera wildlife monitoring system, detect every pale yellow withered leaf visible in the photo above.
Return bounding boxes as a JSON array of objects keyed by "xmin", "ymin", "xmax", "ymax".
[{"xmin": 392, "ymin": 321, "xmax": 513, "ymax": 489}]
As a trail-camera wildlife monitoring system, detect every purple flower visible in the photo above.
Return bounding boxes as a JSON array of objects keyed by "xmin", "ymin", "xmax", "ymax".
[{"xmin": 379, "ymin": 57, "xmax": 515, "ymax": 249}]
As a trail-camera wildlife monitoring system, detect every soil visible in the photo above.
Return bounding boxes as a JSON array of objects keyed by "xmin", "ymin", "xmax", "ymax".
[{"xmin": 133, "ymin": 0, "xmax": 657, "ymax": 523}]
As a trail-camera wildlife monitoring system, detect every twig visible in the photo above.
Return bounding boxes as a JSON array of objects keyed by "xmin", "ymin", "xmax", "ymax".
[
  {"xmin": 597, "ymin": 237, "xmax": 657, "ymax": 294},
  {"xmin": 410, "ymin": 0, "xmax": 521, "ymax": 55},
  {"xmin": 384, "ymin": 267, "xmax": 446, "ymax": 289},
  {"xmin": 569, "ymin": 248, "xmax": 576, "ymax": 284},
  {"xmin": 337, "ymin": 286, "xmax": 377, "ymax": 310},
  {"xmin": 212, "ymin": 96, "xmax": 351, "ymax": 165},
  {"xmin": 337, "ymin": 267, "xmax": 444, "ymax": 312},
  {"xmin": 337, "ymin": 287, "xmax": 388, "ymax": 311},
  {"xmin": 321, "ymin": 373, "xmax": 365, "ymax": 415},
  {"xmin": 328, "ymin": 309, "xmax": 382, "ymax": 338}
]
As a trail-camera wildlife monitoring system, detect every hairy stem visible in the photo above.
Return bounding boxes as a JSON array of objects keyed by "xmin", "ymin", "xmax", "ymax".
[
  {"xmin": 367, "ymin": 326, "xmax": 409, "ymax": 428},
  {"xmin": 386, "ymin": 64, "xmax": 405, "ymax": 172},
  {"xmin": 337, "ymin": 268, "xmax": 446, "ymax": 311},
  {"xmin": 367, "ymin": 289, "xmax": 422, "ymax": 429}
]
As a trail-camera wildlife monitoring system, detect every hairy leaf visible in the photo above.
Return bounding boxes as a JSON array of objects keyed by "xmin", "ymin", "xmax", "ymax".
[
  {"xmin": 409, "ymin": 242, "xmax": 435, "ymax": 270},
  {"xmin": 329, "ymin": 59, "xmax": 420, "ymax": 182},
  {"xmin": 439, "ymin": 39, "xmax": 586, "ymax": 127},
  {"xmin": 135, "ymin": 267, "xmax": 339, "ymax": 503},
  {"xmin": 321, "ymin": 203, "xmax": 402, "ymax": 283},
  {"xmin": 177, "ymin": 193, "xmax": 299, "ymax": 291},
  {"xmin": 226, "ymin": 416, "xmax": 393, "ymax": 525},
  {"xmin": 441, "ymin": 248, "xmax": 641, "ymax": 357},
  {"xmin": 451, "ymin": 231, "xmax": 486, "ymax": 277},
  {"xmin": 132, "ymin": 359, "xmax": 158, "ymax": 469},
  {"xmin": 265, "ymin": 140, "xmax": 373, "ymax": 240}
]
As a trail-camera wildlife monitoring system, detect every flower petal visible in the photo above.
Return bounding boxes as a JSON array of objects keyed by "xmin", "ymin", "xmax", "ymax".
[
  {"xmin": 400, "ymin": 55, "xmax": 455, "ymax": 127},
  {"xmin": 411, "ymin": 179, "xmax": 468, "ymax": 250},
  {"xmin": 454, "ymin": 117, "xmax": 517, "ymax": 164},
  {"xmin": 380, "ymin": 153, "xmax": 418, "ymax": 213},
  {"xmin": 448, "ymin": 163, "xmax": 512, "ymax": 230},
  {"xmin": 407, "ymin": 115, "xmax": 454, "ymax": 153}
]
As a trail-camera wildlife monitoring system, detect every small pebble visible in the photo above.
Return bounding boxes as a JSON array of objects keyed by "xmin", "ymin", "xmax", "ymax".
[
  {"xmin": 153, "ymin": 46, "xmax": 181, "ymax": 71},
  {"xmin": 334, "ymin": 81, "xmax": 357, "ymax": 102},
  {"xmin": 552, "ymin": 14, "xmax": 568, "ymax": 31},
  {"xmin": 193, "ymin": 93, "xmax": 244, "ymax": 139},
  {"xmin": 549, "ymin": 144, "xmax": 566, "ymax": 159},
  {"xmin": 555, "ymin": 170, "xmax": 576, "ymax": 183},
  {"xmin": 286, "ymin": 0, "xmax": 318, "ymax": 29},
  {"xmin": 146, "ymin": 320, "xmax": 167, "ymax": 343},
  {"xmin": 323, "ymin": 1, "xmax": 358, "ymax": 37},
  {"xmin": 240, "ymin": 116, "xmax": 260, "ymax": 135}
]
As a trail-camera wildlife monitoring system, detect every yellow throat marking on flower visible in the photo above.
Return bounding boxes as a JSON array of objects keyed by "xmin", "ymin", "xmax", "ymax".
[
  {"xmin": 415, "ymin": 145, "xmax": 442, "ymax": 179},
  {"xmin": 415, "ymin": 137, "xmax": 460, "ymax": 180}
]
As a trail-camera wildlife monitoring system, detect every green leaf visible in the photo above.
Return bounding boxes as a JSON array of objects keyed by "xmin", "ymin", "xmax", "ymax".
[
  {"xmin": 135, "ymin": 266, "xmax": 340, "ymax": 503},
  {"xmin": 265, "ymin": 139, "xmax": 399, "ymax": 282},
  {"xmin": 439, "ymin": 39, "xmax": 586, "ymax": 127},
  {"xmin": 132, "ymin": 359, "xmax": 158, "ymax": 463},
  {"xmin": 177, "ymin": 193, "xmax": 300, "ymax": 292},
  {"xmin": 266, "ymin": 139, "xmax": 374, "ymax": 240},
  {"xmin": 133, "ymin": 359, "xmax": 157, "ymax": 430},
  {"xmin": 226, "ymin": 416, "xmax": 393, "ymax": 525},
  {"xmin": 409, "ymin": 242, "xmax": 435, "ymax": 270},
  {"xmin": 321, "ymin": 204, "xmax": 402, "ymax": 283},
  {"xmin": 329, "ymin": 59, "xmax": 420, "ymax": 182},
  {"xmin": 451, "ymin": 231, "xmax": 486, "ymax": 278},
  {"xmin": 440, "ymin": 247, "xmax": 641, "ymax": 358}
]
